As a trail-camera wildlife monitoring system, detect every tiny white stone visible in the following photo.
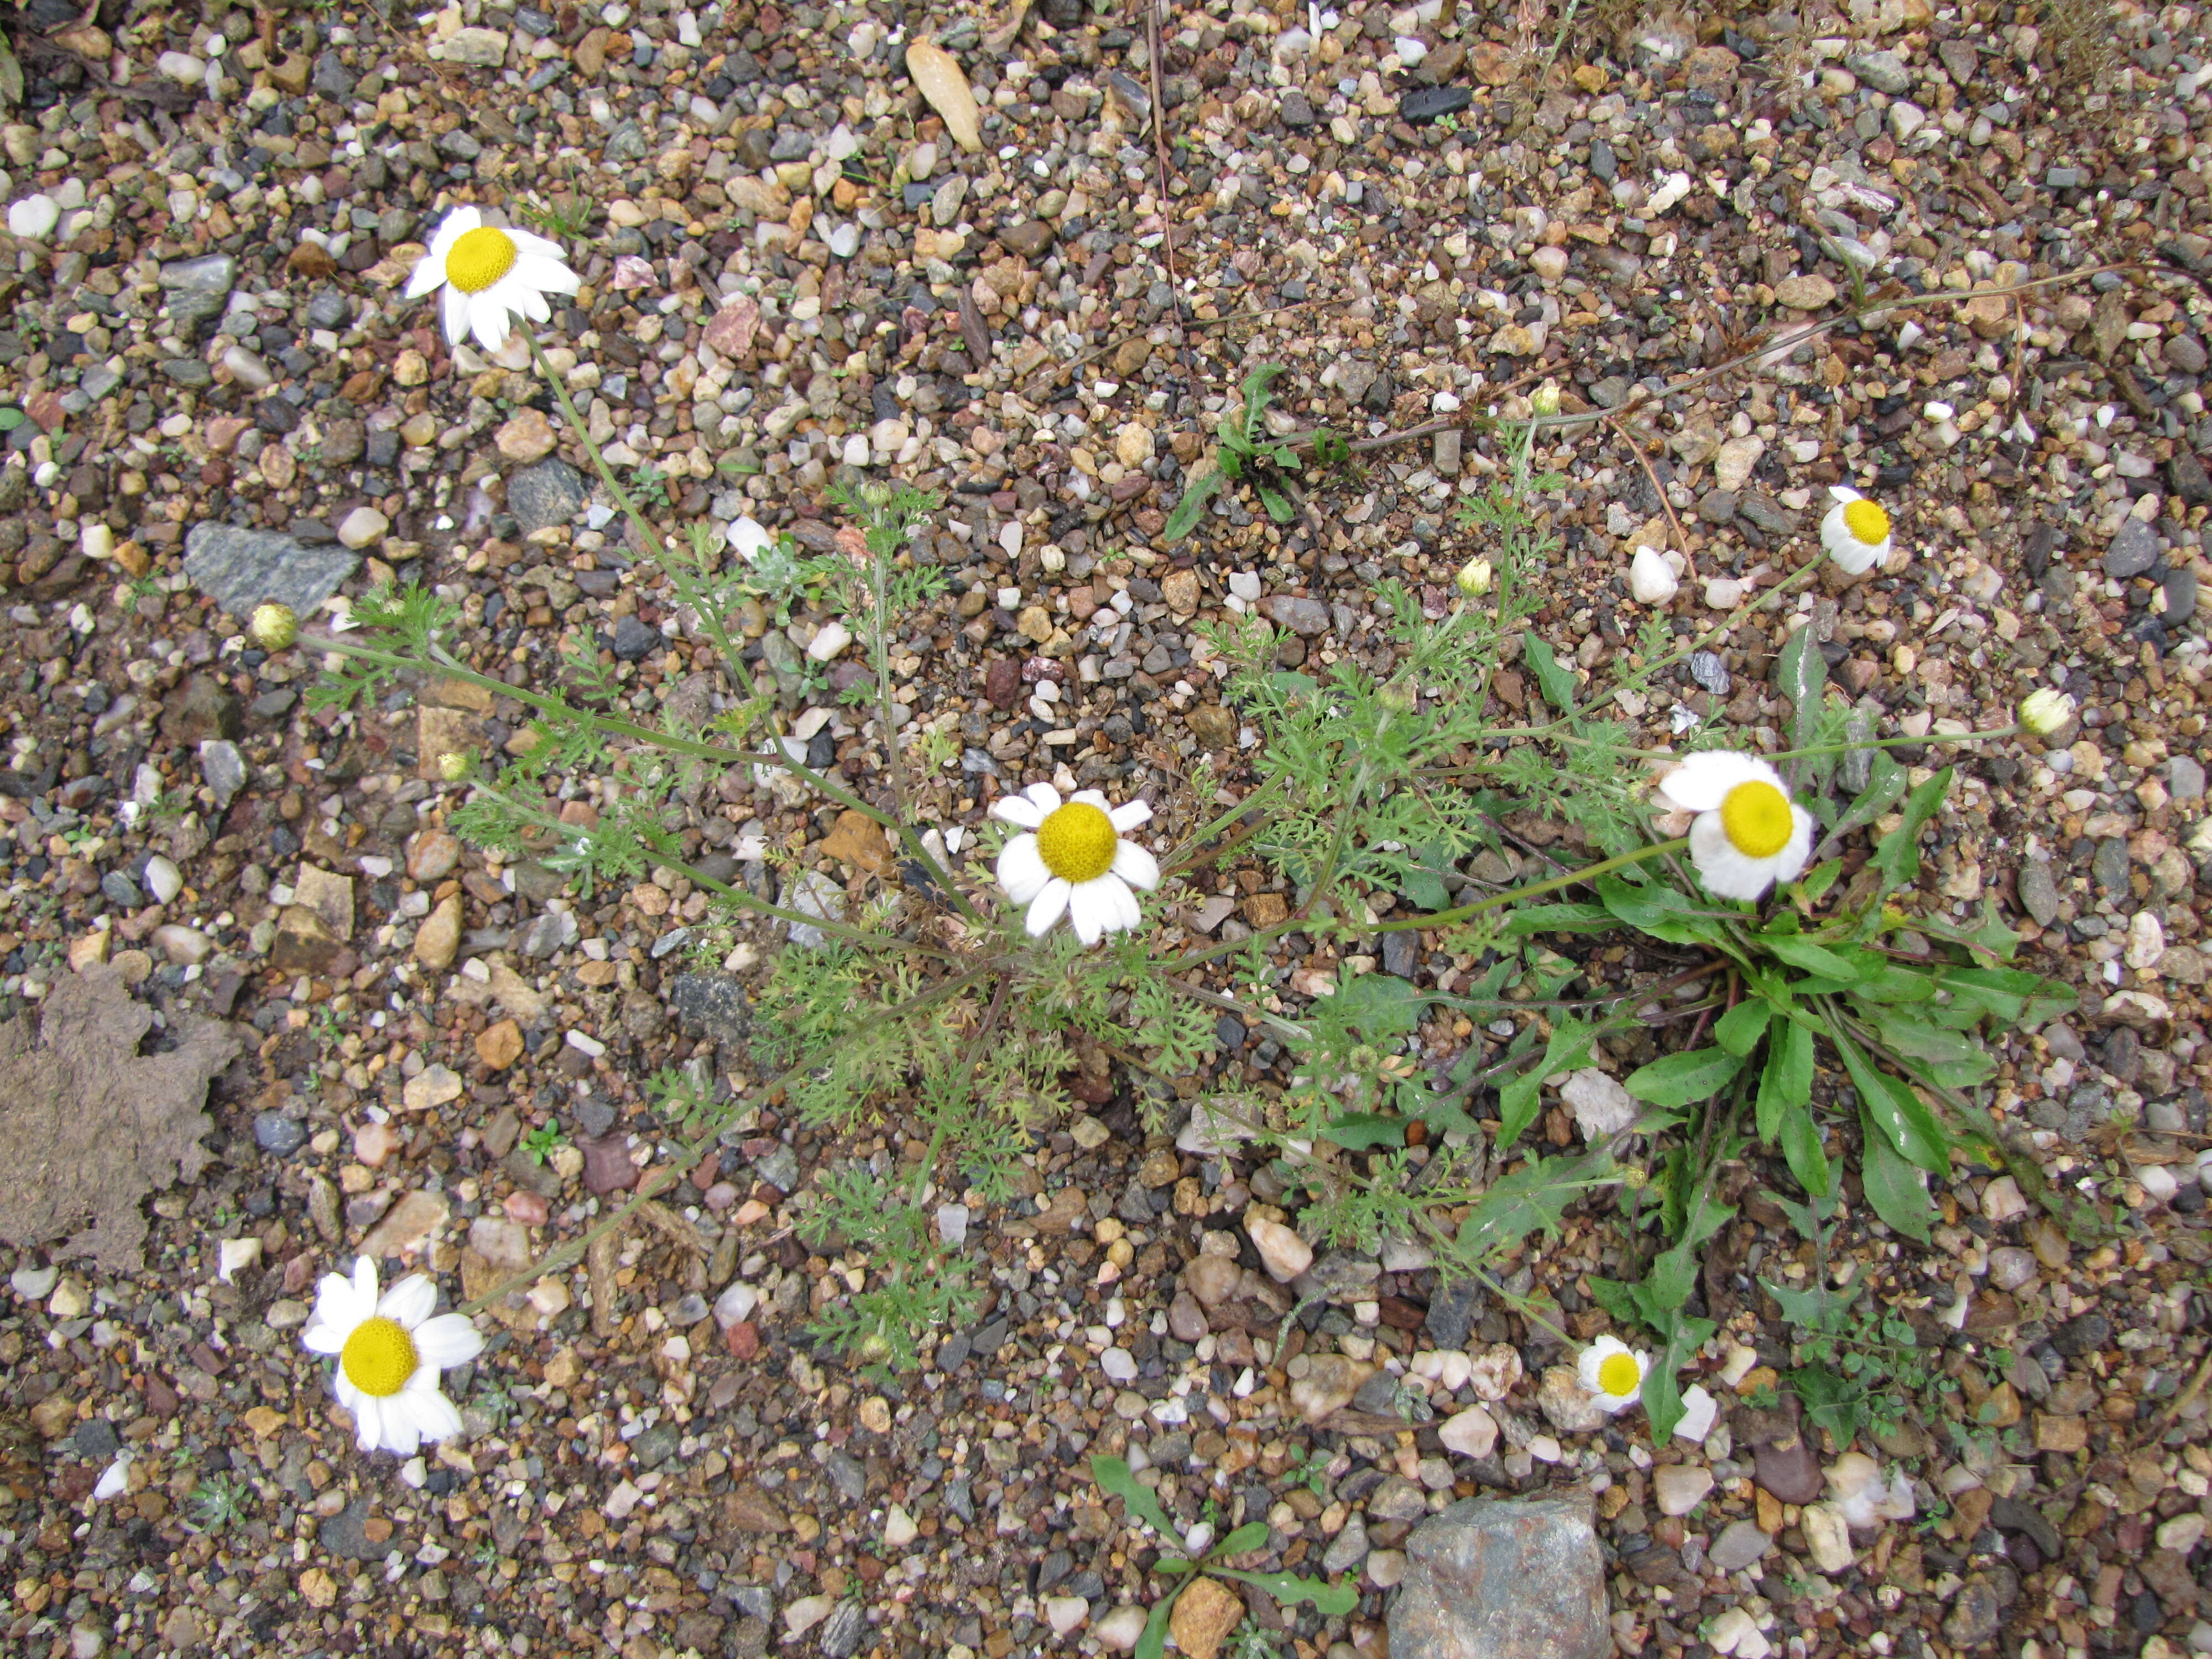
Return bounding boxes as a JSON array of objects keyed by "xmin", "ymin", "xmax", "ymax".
[
  {"xmin": 806, "ymin": 620, "xmax": 853, "ymax": 662},
  {"xmin": 93, "ymin": 1458, "xmax": 131, "ymax": 1501},
  {"xmin": 7, "ymin": 194, "xmax": 60, "ymax": 241},
  {"xmin": 884, "ymin": 1504, "xmax": 919, "ymax": 1547},
  {"xmin": 1703, "ymin": 577, "xmax": 1746, "ymax": 610},
  {"xmin": 217, "ymin": 1237, "xmax": 262, "ymax": 1284},
  {"xmin": 1559, "ymin": 1067, "xmax": 1637, "ymax": 1140},
  {"xmin": 713, "ymin": 1281, "xmax": 759, "ymax": 1329},
  {"xmin": 1629, "ymin": 545, "xmax": 1679, "ymax": 604},
  {"xmin": 2138, "ymin": 1164, "xmax": 2180, "ymax": 1203},
  {"xmin": 142, "ymin": 855, "xmax": 182, "ymax": 905},
  {"xmin": 1094, "ymin": 1606, "xmax": 1151, "ymax": 1652},
  {"xmin": 1044, "ymin": 1596, "xmax": 1089, "ymax": 1637},
  {"xmin": 1674, "ymin": 1382, "xmax": 1719, "ymax": 1443},
  {"xmin": 337, "ymin": 506, "xmax": 389, "ymax": 550}
]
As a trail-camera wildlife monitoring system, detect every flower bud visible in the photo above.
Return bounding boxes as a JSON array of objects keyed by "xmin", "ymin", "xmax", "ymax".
[
  {"xmin": 1531, "ymin": 380, "xmax": 1561, "ymax": 417},
  {"xmin": 2018, "ymin": 687, "xmax": 2077, "ymax": 737},
  {"xmin": 248, "ymin": 603, "xmax": 298, "ymax": 651},
  {"xmin": 436, "ymin": 752, "xmax": 471, "ymax": 782},
  {"xmin": 1455, "ymin": 556, "xmax": 1494, "ymax": 598}
]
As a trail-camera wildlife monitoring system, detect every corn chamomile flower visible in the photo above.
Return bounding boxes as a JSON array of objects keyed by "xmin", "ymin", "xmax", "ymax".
[
  {"xmin": 2019, "ymin": 687, "xmax": 2077, "ymax": 737},
  {"xmin": 1820, "ymin": 486, "xmax": 1895, "ymax": 575},
  {"xmin": 993, "ymin": 782, "xmax": 1160, "ymax": 945},
  {"xmin": 301, "ymin": 1259, "xmax": 482, "ymax": 1457},
  {"xmin": 1578, "ymin": 1334, "xmax": 1650, "ymax": 1414},
  {"xmin": 405, "ymin": 206, "xmax": 581, "ymax": 354},
  {"xmin": 1657, "ymin": 752, "xmax": 1815, "ymax": 902}
]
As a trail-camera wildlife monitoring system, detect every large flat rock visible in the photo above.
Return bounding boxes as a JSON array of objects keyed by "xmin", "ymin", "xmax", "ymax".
[
  {"xmin": 184, "ymin": 523, "xmax": 358, "ymax": 619},
  {"xmin": 1387, "ymin": 1493, "xmax": 1609, "ymax": 1659}
]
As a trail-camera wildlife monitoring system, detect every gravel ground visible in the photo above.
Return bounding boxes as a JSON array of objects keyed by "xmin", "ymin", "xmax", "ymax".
[{"xmin": 2, "ymin": 1, "xmax": 2211, "ymax": 1657}]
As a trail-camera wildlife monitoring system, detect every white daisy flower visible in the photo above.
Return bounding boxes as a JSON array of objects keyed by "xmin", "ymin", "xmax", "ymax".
[
  {"xmin": 1577, "ymin": 1334, "xmax": 1650, "ymax": 1415},
  {"xmin": 730, "ymin": 516, "xmax": 774, "ymax": 561},
  {"xmin": 992, "ymin": 782, "xmax": 1160, "ymax": 945},
  {"xmin": 1820, "ymin": 486, "xmax": 1895, "ymax": 575},
  {"xmin": 404, "ymin": 206, "xmax": 581, "ymax": 354},
  {"xmin": 1656, "ymin": 752, "xmax": 1815, "ymax": 902},
  {"xmin": 301, "ymin": 1259, "xmax": 483, "ymax": 1458}
]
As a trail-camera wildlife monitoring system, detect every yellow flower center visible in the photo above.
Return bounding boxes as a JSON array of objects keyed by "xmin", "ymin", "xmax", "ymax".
[
  {"xmin": 1034, "ymin": 802, "xmax": 1118, "ymax": 884},
  {"xmin": 340, "ymin": 1316, "xmax": 418, "ymax": 1398},
  {"xmin": 1719, "ymin": 780, "xmax": 1794, "ymax": 860},
  {"xmin": 1598, "ymin": 1352, "xmax": 1641, "ymax": 1397},
  {"xmin": 445, "ymin": 226, "xmax": 518, "ymax": 295},
  {"xmin": 1841, "ymin": 498, "xmax": 1890, "ymax": 547}
]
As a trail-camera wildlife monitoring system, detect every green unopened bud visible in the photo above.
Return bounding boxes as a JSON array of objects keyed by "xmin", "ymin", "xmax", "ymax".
[
  {"xmin": 1455, "ymin": 557, "xmax": 1494, "ymax": 598},
  {"xmin": 1531, "ymin": 380, "xmax": 1562, "ymax": 417},
  {"xmin": 248, "ymin": 602, "xmax": 298, "ymax": 651},
  {"xmin": 436, "ymin": 752, "xmax": 471, "ymax": 782},
  {"xmin": 2018, "ymin": 687, "xmax": 2077, "ymax": 737},
  {"xmin": 1619, "ymin": 1165, "xmax": 1649, "ymax": 1190}
]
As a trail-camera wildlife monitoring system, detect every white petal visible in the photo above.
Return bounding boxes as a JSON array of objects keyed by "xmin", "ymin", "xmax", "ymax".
[
  {"xmin": 1067, "ymin": 881, "xmax": 1110, "ymax": 946},
  {"xmin": 378, "ymin": 1399, "xmax": 424, "ymax": 1458},
  {"xmin": 1023, "ymin": 782, "xmax": 1062, "ymax": 816},
  {"xmin": 992, "ymin": 794, "xmax": 1044, "ymax": 829},
  {"xmin": 1108, "ymin": 800, "xmax": 1154, "ymax": 832},
  {"xmin": 1597, "ymin": 1389, "xmax": 1640, "ymax": 1415},
  {"xmin": 411, "ymin": 1313, "xmax": 484, "ymax": 1370},
  {"xmin": 1577, "ymin": 1336, "xmax": 1624, "ymax": 1392},
  {"xmin": 302, "ymin": 1323, "xmax": 348, "ymax": 1355},
  {"xmin": 997, "ymin": 835, "xmax": 1051, "ymax": 905},
  {"xmin": 1107, "ymin": 874, "xmax": 1142, "ymax": 932},
  {"xmin": 1827, "ymin": 484, "xmax": 1861, "ymax": 504},
  {"xmin": 508, "ymin": 228, "xmax": 566, "ymax": 262},
  {"xmin": 353, "ymin": 1257, "xmax": 382, "ymax": 1308},
  {"xmin": 1771, "ymin": 804, "xmax": 1817, "ymax": 889},
  {"xmin": 469, "ymin": 291, "xmax": 514, "ymax": 353},
  {"xmin": 440, "ymin": 282, "xmax": 470, "ymax": 347},
  {"xmin": 1689, "ymin": 812, "xmax": 1782, "ymax": 901},
  {"xmin": 352, "ymin": 1393, "xmax": 385, "ymax": 1453},
  {"xmin": 1656, "ymin": 751, "xmax": 1775, "ymax": 812},
  {"xmin": 312, "ymin": 1269, "xmax": 368, "ymax": 1333},
  {"xmin": 1070, "ymin": 789, "xmax": 1110, "ymax": 810},
  {"xmin": 436, "ymin": 205, "xmax": 481, "ymax": 247},
  {"xmin": 401, "ymin": 1374, "xmax": 466, "ymax": 1443},
  {"xmin": 378, "ymin": 1274, "xmax": 437, "ymax": 1330},
  {"xmin": 517, "ymin": 255, "xmax": 580, "ymax": 296},
  {"xmin": 1112, "ymin": 839, "xmax": 1161, "ymax": 891},
  {"xmin": 1025, "ymin": 879, "xmax": 1070, "ymax": 936},
  {"xmin": 404, "ymin": 251, "xmax": 447, "ymax": 299}
]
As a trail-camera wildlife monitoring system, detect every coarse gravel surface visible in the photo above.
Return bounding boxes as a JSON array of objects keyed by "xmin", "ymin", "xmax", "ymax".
[{"xmin": 2, "ymin": 2, "xmax": 2211, "ymax": 1658}]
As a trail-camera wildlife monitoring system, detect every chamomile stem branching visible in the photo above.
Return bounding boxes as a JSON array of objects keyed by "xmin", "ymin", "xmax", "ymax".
[{"xmin": 1372, "ymin": 837, "xmax": 1689, "ymax": 933}]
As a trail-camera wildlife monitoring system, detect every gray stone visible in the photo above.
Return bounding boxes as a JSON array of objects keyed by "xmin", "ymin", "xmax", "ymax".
[
  {"xmin": 1845, "ymin": 50, "xmax": 1912, "ymax": 93},
  {"xmin": 1942, "ymin": 1574, "xmax": 2006, "ymax": 1647},
  {"xmin": 199, "ymin": 739, "xmax": 248, "ymax": 812},
  {"xmin": 2167, "ymin": 335, "xmax": 2207, "ymax": 375},
  {"xmin": 1323, "ymin": 1514, "xmax": 1370, "ymax": 1574},
  {"xmin": 1260, "ymin": 594, "xmax": 1332, "ymax": 635},
  {"xmin": 1388, "ymin": 1494, "xmax": 1609, "ymax": 1659},
  {"xmin": 311, "ymin": 51, "xmax": 357, "ymax": 101},
  {"xmin": 1425, "ymin": 1280, "xmax": 1480, "ymax": 1349},
  {"xmin": 2104, "ymin": 519, "xmax": 2159, "ymax": 580},
  {"xmin": 2093, "ymin": 838, "xmax": 2131, "ymax": 894},
  {"xmin": 159, "ymin": 254, "xmax": 237, "ymax": 296},
  {"xmin": 507, "ymin": 458, "xmax": 587, "ymax": 535},
  {"xmin": 1707, "ymin": 1517, "xmax": 1772, "ymax": 1572},
  {"xmin": 254, "ymin": 1111, "xmax": 307, "ymax": 1156},
  {"xmin": 321, "ymin": 1501, "xmax": 377, "ymax": 1560},
  {"xmin": 75, "ymin": 1417, "xmax": 121, "ymax": 1460},
  {"xmin": 184, "ymin": 523, "xmax": 359, "ymax": 621},
  {"xmin": 2016, "ymin": 860, "xmax": 2062, "ymax": 927},
  {"xmin": 2167, "ymin": 756, "xmax": 2206, "ymax": 801},
  {"xmin": 669, "ymin": 973, "xmax": 750, "ymax": 1045},
  {"xmin": 2166, "ymin": 564, "xmax": 2199, "ymax": 624},
  {"xmin": 609, "ymin": 614, "xmax": 659, "ymax": 661},
  {"xmin": 818, "ymin": 1602, "xmax": 866, "ymax": 1659},
  {"xmin": 1381, "ymin": 930, "xmax": 1420, "ymax": 979}
]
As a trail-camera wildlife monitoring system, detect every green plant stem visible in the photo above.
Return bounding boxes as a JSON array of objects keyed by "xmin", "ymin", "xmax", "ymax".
[
  {"xmin": 867, "ymin": 551, "xmax": 982, "ymax": 923},
  {"xmin": 463, "ymin": 774, "xmax": 926, "ymax": 954},
  {"xmin": 1164, "ymin": 774, "xmax": 1290, "ymax": 875},
  {"xmin": 313, "ymin": 629, "xmax": 910, "ymax": 854},
  {"xmin": 1373, "ymin": 837, "xmax": 1687, "ymax": 932}
]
